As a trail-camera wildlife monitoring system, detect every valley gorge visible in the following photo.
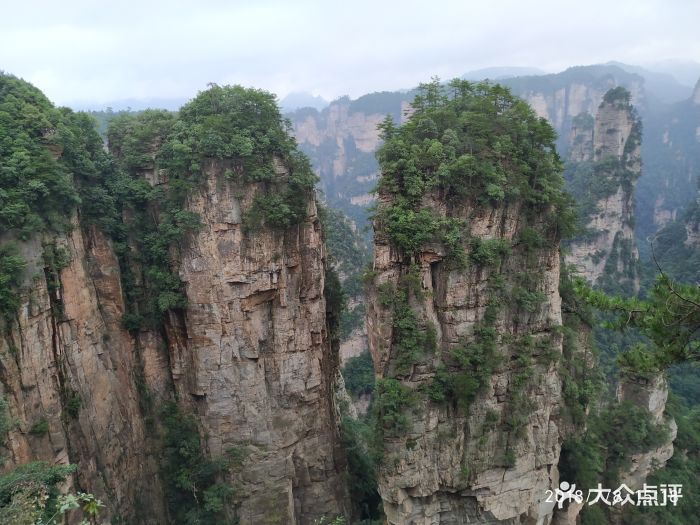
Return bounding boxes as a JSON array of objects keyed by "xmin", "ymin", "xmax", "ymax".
[{"xmin": 1, "ymin": 67, "xmax": 698, "ymax": 525}]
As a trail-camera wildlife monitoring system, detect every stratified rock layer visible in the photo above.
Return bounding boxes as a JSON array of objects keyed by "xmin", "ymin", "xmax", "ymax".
[{"xmin": 175, "ymin": 160, "xmax": 349, "ymax": 523}]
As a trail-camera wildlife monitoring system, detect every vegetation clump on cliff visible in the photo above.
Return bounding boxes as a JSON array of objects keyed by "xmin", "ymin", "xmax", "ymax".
[
  {"xmin": 0, "ymin": 73, "xmax": 113, "ymax": 323},
  {"xmin": 371, "ymin": 79, "xmax": 575, "ymax": 416},
  {"xmin": 374, "ymin": 78, "xmax": 575, "ymax": 260}
]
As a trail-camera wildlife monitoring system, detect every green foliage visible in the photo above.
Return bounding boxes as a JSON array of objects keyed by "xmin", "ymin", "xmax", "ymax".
[
  {"xmin": 559, "ymin": 264, "xmax": 603, "ymax": 427},
  {"xmin": 469, "ymin": 237, "xmax": 511, "ymax": 266},
  {"xmin": 342, "ymin": 351, "xmax": 375, "ymax": 398},
  {"xmin": 0, "ymin": 243, "xmax": 26, "ymax": 323},
  {"xmin": 0, "ymin": 461, "xmax": 79, "ymax": 524},
  {"xmin": 616, "ymin": 343, "xmax": 663, "ymax": 380},
  {"xmin": 107, "ymin": 110, "xmax": 176, "ymax": 172},
  {"xmin": 603, "ymin": 86, "xmax": 631, "ymax": 105},
  {"xmin": 160, "ymin": 402, "xmax": 237, "ymax": 524},
  {"xmin": 165, "ymin": 84, "xmax": 317, "ymax": 231},
  {"xmin": 28, "ymin": 419, "xmax": 49, "ymax": 436},
  {"xmin": 374, "ymin": 78, "xmax": 575, "ymax": 259},
  {"xmin": 373, "ymin": 379, "xmax": 416, "ymax": 435},
  {"xmin": 0, "ymin": 396, "xmax": 12, "ymax": 441},
  {"xmin": 562, "ymin": 401, "xmax": 670, "ymax": 491},
  {"xmin": 97, "ymin": 85, "xmax": 318, "ymax": 331},
  {"xmin": 42, "ymin": 243, "xmax": 71, "ymax": 318},
  {"xmin": 339, "ymin": 302, "xmax": 365, "ymax": 340},
  {"xmin": 64, "ymin": 390, "xmax": 81, "ymax": 420},
  {"xmin": 245, "ymin": 191, "xmax": 306, "ymax": 230},
  {"xmin": 599, "ymin": 402, "xmax": 670, "ymax": 484},
  {"xmin": 101, "ymin": 112, "xmax": 202, "ymax": 329},
  {"xmin": 338, "ymin": 416, "xmax": 382, "ymax": 521},
  {"xmin": 428, "ymin": 326, "xmax": 500, "ymax": 410},
  {"xmin": 378, "ymin": 276, "xmax": 437, "ymax": 376},
  {"xmin": 0, "ymin": 74, "xmax": 111, "ymax": 322},
  {"xmin": 502, "ymin": 449, "xmax": 516, "ymax": 468},
  {"xmin": 650, "ymin": 205, "xmax": 700, "ymax": 285},
  {"xmin": 559, "ymin": 434, "xmax": 605, "ymax": 492},
  {"xmin": 623, "ymin": 396, "xmax": 700, "ymax": 524},
  {"xmin": 577, "ymin": 274, "xmax": 700, "ymax": 367},
  {"xmin": 0, "ymin": 73, "xmax": 80, "ymax": 238},
  {"xmin": 324, "ymin": 265, "xmax": 346, "ymax": 347},
  {"xmin": 427, "ymin": 279, "xmax": 503, "ymax": 410},
  {"xmin": 317, "ymin": 205, "xmax": 369, "ymax": 292},
  {"xmin": 175, "ymin": 83, "xmax": 294, "ymax": 169}
]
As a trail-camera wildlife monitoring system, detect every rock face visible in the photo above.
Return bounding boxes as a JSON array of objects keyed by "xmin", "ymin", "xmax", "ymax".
[
  {"xmin": 174, "ymin": 160, "xmax": 350, "ymax": 523},
  {"xmin": 0, "ymin": 83, "xmax": 349, "ymax": 524},
  {"xmin": 0, "ymin": 225, "xmax": 168, "ymax": 523},
  {"xmin": 1, "ymin": 164, "xmax": 349, "ymax": 525},
  {"xmin": 616, "ymin": 374, "xmax": 677, "ymax": 491},
  {"xmin": 289, "ymin": 94, "xmax": 412, "ymax": 228},
  {"xmin": 501, "ymin": 66, "xmax": 645, "ymax": 156},
  {"xmin": 367, "ymin": 198, "xmax": 565, "ymax": 524},
  {"xmin": 518, "ymin": 81, "xmax": 643, "ymax": 153},
  {"xmin": 565, "ymin": 89, "xmax": 641, "ymax": 293}
]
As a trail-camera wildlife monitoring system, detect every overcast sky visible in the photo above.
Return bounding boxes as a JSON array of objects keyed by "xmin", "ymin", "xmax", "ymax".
[{"xmin": 1, "ymin": 0, "xmax": 699, "ymax": 108}]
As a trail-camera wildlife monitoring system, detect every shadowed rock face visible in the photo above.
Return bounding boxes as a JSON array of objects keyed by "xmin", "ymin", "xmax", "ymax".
[
  {"xmin": 1, "ymin": 222, "xmax": 169, "ymax": 523},
  {"xmin": 367, "ymin": 193, "xmax": 565, "ymax": 524}
]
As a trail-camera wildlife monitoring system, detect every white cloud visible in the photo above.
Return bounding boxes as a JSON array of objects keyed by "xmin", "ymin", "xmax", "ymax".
[{"xmin": 1, "ymin": 0, "xmax": 698, "ymax": 107}]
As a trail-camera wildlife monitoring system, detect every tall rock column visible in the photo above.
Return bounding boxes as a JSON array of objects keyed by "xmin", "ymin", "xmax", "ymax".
[
  {"xmin": 104, "ymin": 88, "xmax": 352, "ymax": 524},
  {"xmin": 564, "ymin": 87, "xmax": 642, "ymax": 293},
  {"xmin": 174, "ymin": 158, "xmax": 350, "ymax": 523},
  {"xmin": 0, "ymin": 75, "xmax": 167, "ymax": 523},
  {"xmin": 366, "ymin": 80, "xmax": 573, "ymax": 524}
]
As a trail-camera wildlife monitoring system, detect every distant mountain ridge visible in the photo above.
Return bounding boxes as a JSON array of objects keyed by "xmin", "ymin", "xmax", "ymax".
[{"xmin": 287, "ymin": 63, "xmax": 700, "ymax": 266}]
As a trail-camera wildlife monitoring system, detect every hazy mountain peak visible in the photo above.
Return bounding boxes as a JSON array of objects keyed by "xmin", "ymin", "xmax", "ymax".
[
  {"xmin": 605, "ymin": 61, "xmax": 692, "ymax": 103},
  {"xmin": 647, "ymin": 59, "xmax": 700, "ymax": 88},
  {"xmin": 279, "ymin": 91, "xmax": 328, "ymax": 112}
]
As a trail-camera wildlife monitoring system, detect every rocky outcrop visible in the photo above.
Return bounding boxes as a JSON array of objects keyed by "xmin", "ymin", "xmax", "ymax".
[
  {"xmin": 368, "ymin": 198, "xmax": 565, "ymax": 524},
  {"xmin": 567, "ymin": 113, "xmax": 594, "ymax": 163},
  {"xmin": 0, "ymin": 82, "xmax": 350, "ymax": 525},
  {"xmin": 174, "ymin": 159, "xmax": 350, "ymax": 523},
  {"xmin": 0, "ymin": 224, "xmax": 167, "ymax": 523},
  {"xmin": 616, "ymin": 374, "xmax": 677, "ymax": 490},
  {"xmin": 289, "ymin": 94, "xmax": 412, "ymax": 226},
  {"xmin": 503, "ymin": 66, "xmax": 645, "ymax": 154},
  {"xmin": 565, "ymin": 88, "xmax": 641, "ymax": 293}
]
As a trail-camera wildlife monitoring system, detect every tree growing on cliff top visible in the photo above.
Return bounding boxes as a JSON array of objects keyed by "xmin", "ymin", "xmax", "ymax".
[{"xmin": 373, "ymin": 78, "xmax": 576, "ymax": 258}]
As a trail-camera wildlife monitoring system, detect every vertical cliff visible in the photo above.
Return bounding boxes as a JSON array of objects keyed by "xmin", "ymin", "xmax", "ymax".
[
  {"xmin": 366, "ymin": 80, "xmax": 574, "ymax": 524},
  {"xmin": 564, "ymin": 87, "xmax": 641, "ymax": 294},
  {"xmin": 0, "ymin": 74, "xmax": 167, "ymax": 523},
  {"xmin": 0, "ymin": 76, "xmax": 349, "ymax": 524},
  {"xmin": 502, "ymin": 65, "xmax": 645, "ymax": 154},
  {"xmin": 174, "ymin": 159, "xmax": 349, "ymax": 523},
  {"xmin": 104, "ymin": 86, "xmax": 351, "ymax": 524},
  {"xmin": 616, "ymin": 374, "xmax": 677, "ymax": 491}
]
